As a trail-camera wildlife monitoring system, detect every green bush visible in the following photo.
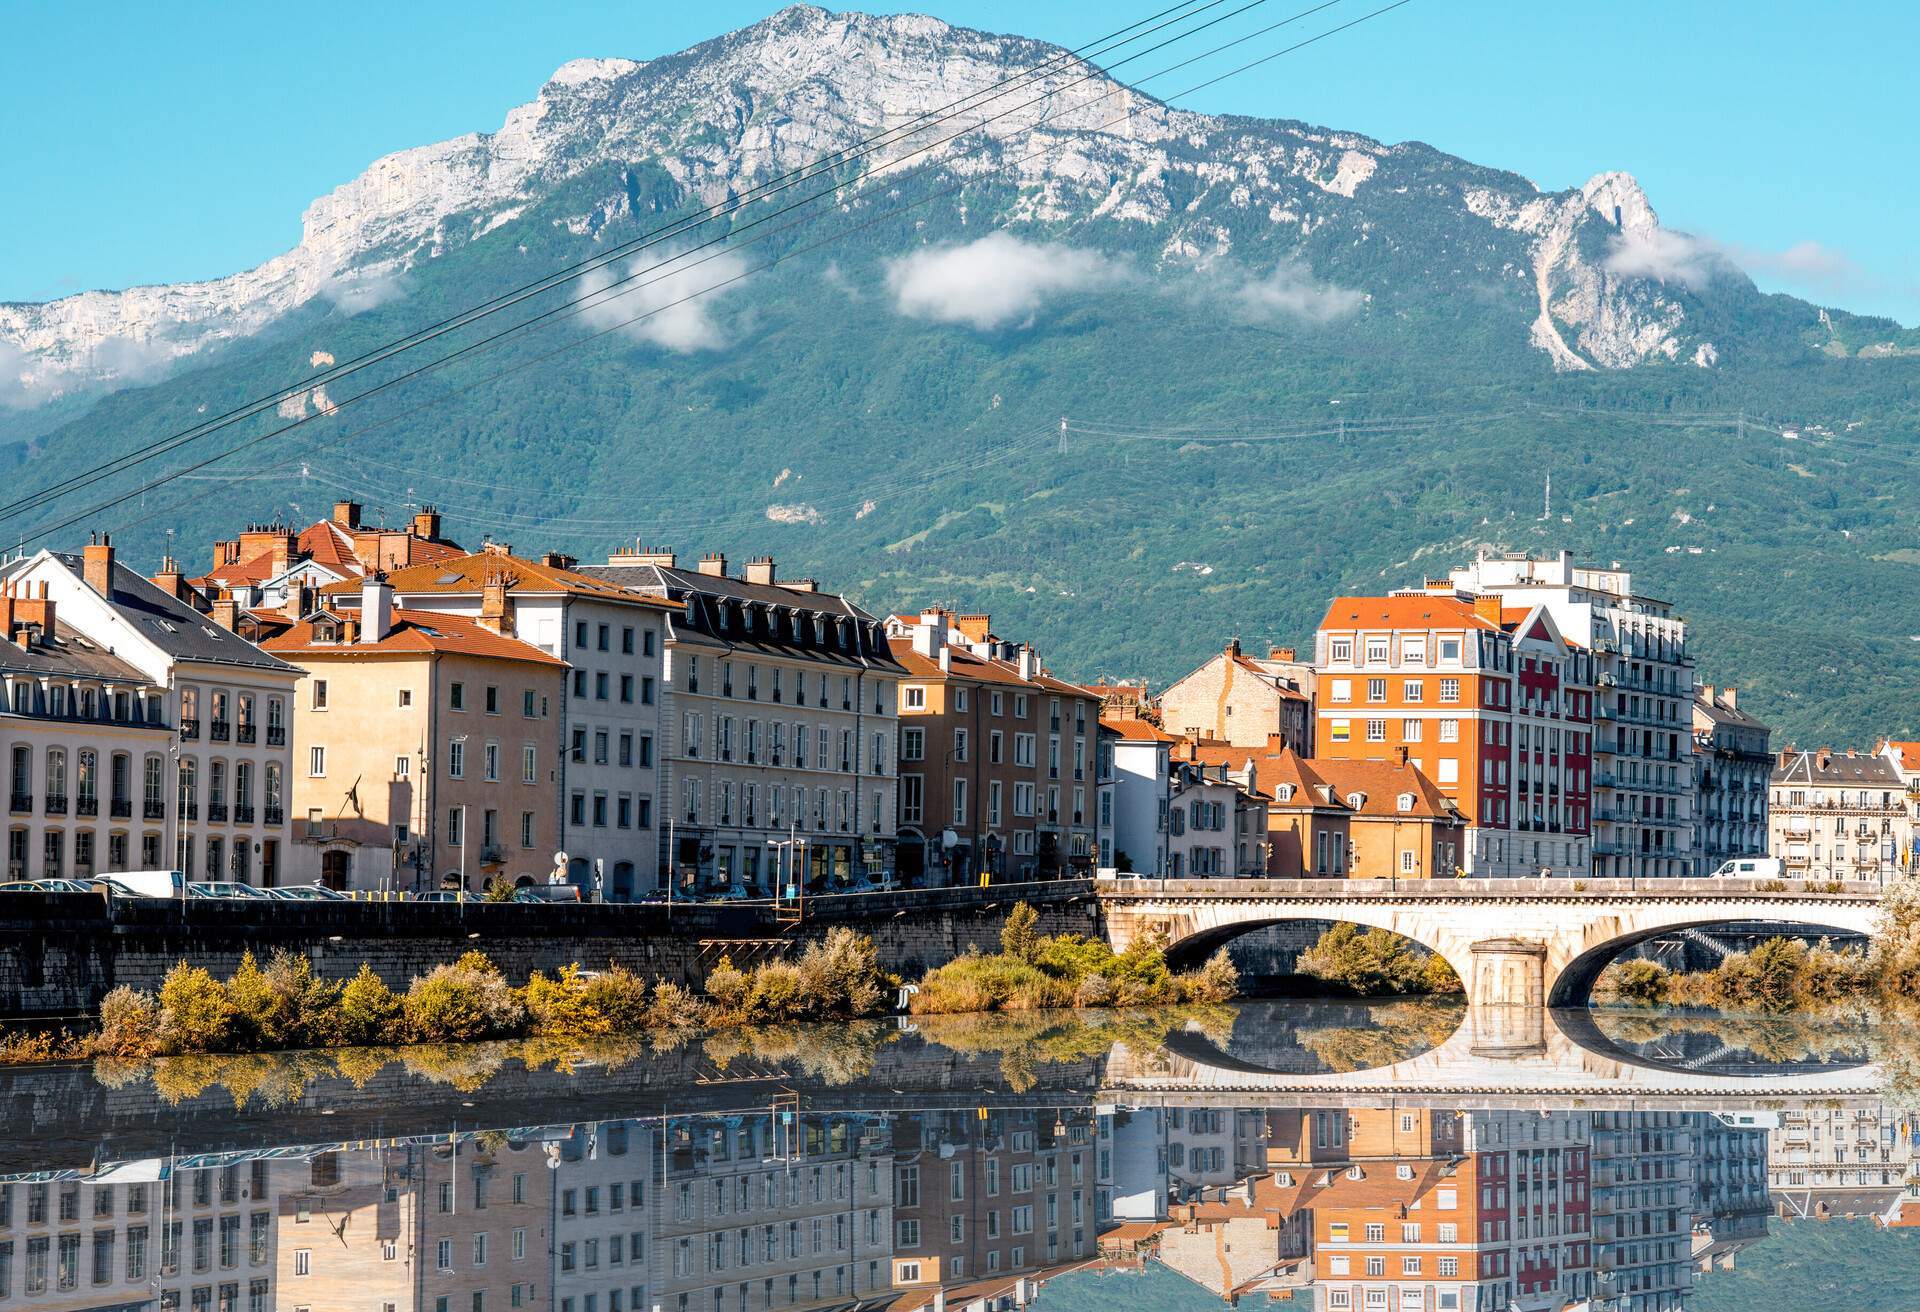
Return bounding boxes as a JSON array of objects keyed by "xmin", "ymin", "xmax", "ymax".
[
  {"xmin": 1180, "ymin": 950, "xmax": 1241, "ymax": 1004},
  {"xmin": 521, "ymin": 965, "xmax": 614, "ymax": 1039},
  {"xmin": 1296, "ymin": 924, "xmax": 1459, "ymax": 996},
  {"xmin": 580, "ymin": 967, "xmax": 653, "ymax": 1032},
  {"xmin": 1601, "ymin": 959, "xmax": 1672, "ymax": 1004},
  {"xmin": 404, "ymin": 952, "xmax": 524, "ymax": 1043},
  {"xmin": 337, "ymin": 965, "xmax": 403, "ymax": 1045},
  {"xmin": 158, "ymin": 962, "xmax": 240, "ymax": 1052},
  {"xmin": 90, "ymin": 987, "xmax": 161, "ymax": 1059},
  {"xmin": 1001, "ymin": 902, "xmax": 1041, "ymax": 962}
]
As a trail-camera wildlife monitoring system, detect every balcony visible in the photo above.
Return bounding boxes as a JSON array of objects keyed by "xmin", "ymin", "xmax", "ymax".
[
  {"xmin": 207, "ymin": 802, "xmax": 229, "ymax": 823},
  {"xmin": 44, "ymin": 793, "xmax": 66, "ymax": 817},
  {"xmin": 234, "ymin": 805, "xmax": 255, "ymax": 824},
  {"xmin": 109, "ymin": 799, "xmax": 132, "ymax": 819},
  {"xmin": 182, "ymin": 803, "xmax": 199, "ymax": 821},
  {"xmin": 266, "ymin": 726, "xmax": 286, "ymax": 747},
  {"xmin": 209, "ymin": 720, "xmax": 231, "ymax": 742},
  {"xmin": 263, "ymin": 806, "xmax": 283, "ymax": 826},
  {"xmin": 179, "ymin": 717, "xmax": 200, "ymax": 741},
  {"xmin": 8, "ymin": 792, "xmax": 29, "ymax": 815},
  {"xmin": 144, "ymin": 800, "xmax": 165, "ymax": 821},
  {"xmin": 76, "ymin": 796, "xmax": 98, "ymax": 817},
  {"xmin": 480, "ymin": 844, "xmax": 506, "ymax": 865},
  {"xmin": 236, "ymin": 724, "xmax": 257, "ymax": 745}
]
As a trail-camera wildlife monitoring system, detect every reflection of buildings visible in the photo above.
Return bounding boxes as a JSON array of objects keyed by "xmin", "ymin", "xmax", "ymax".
[
  {"xmin": 1691, "ymin": 1113, "xmax": 1772, "ymax": 1273},
  {"xmin": 1767, "ymin": 1106, "xmax": 1919, "ymax": 1218}
]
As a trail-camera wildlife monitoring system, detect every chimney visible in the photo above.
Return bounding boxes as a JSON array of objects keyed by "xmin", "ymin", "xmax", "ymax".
[
  {"xmin": 540, "ymin": 551, "xmax": 578, "ymax": 571},
  {"xmin": 1018, "ymin": 646, "xmax": 1038, "ymax": 681},
  {"xmin": 789, "ymin": 578, "xmax": 819, "ymax": 593},
  {"xmin": 1699, "ymin": 684, "xmax": 1715, "ymax": 705},
  {"xmin": 605, "ymin": 543, "xmax": 678, "ymax": 568},
  {"xmin": 744, "ymin": 556, "xmax": 776, "ymax": 586},
  {"xmin": 410, "ymin": 506, "xmax": 442, "ymax": 541},
  {"xmin": 479, "ymin": 570, "xmax": 513, "ymax": 636},
  {"xmin": 482, "ymin": 539, "xmax": 512, "ymax": 557},
  {"xmin": 83, "ymin": 533, "xmax": 115, "ymax": 596},
  {"xmin": 1473, "ymin": 594, "xmax": 1504, "ymax": 624},
  {"xmin": 1270, "ymin": 646, "xmax": 1297, "ymax": 662},
  {"xmin": 211, "ymin": 598, "xmax": 239, "ymax": 632},
  {"xmin": 696, "ymin": 552, "xmax": 728, "ymax": 577},
  {"xmin": 911, "ymin": 609, "xmax": 948, "ymax": 659},
  {"xmin": 151, "ymin": 555, "xmax": 185, "ymax": 600},
  {"xmin": 1396, "ymin": 745, "xmax": 1410, "ymax": 765},
  {"xmin": 1226, "ymin": 636, "xmax": 1241, "ymax": 658},
  {"xmin": 938, "ymin": 645, "xmax": 952, "ymax": 674},
  {"xmin": 361, "ymin": 572, "xmax": 394, "ymax": 643},
  {"xmin": 954, "ymin": 613, "xmax": 991, "ymax": 644},
  {"xmin": 284, "ymin": 579, "xmax": 313, "ymax": 622},
  {"xmin": 331, "ymin": 500, "xmax": 362, "ymax": 529},
  {"xmin": 1722, "ymin": 686, "xmax": 1738, "ymax": 710}
]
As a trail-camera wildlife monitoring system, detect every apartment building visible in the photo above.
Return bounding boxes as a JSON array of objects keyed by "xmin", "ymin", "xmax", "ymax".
[
  {"xmin": 589, "ymin": 550, "xmax": 901, "ymax": 892},
  {"xmin": 1158, "ymin": 638, "xmax": 1312, "ymax": 753},
  {"xmin": 0, "ymin": 1162, "xmax": 287, "ymax": 1312},
  {"xmin": 1589, "ymin": 1111, "xmax": 1694, "ymax": 1312},
  {"xmin": 1767, "ymin": 1106, "xmax": 1917, "ymax": 1217},
  {"xmin": 324, "ymin": 544, "xmax": 676, "ymax": 896},
  {"xmin": 1245, "ymin": 745, "xmax": 1467, "ymax": 880},
  {"xmin": 264, "ymin": 575, "xmax": 567, "ymax": 891},
  {"xmin": 1164, "ymin": 760, "xmax": 1268, "ymax": 877},
  {"xmin": 1314, "ymin": 591, "xmax": 1594, "ymax": 876},
  {"xmin": 884, "ymin": 610, "xmax": 1101, "ymax": 884},
  {"xmin": 1442, "ymin": 551, "xmax": 1695, "ymax": 878},
  {"xmin": 1691, "ymin": 687, "xmax": 1772, "ymax": 874},
  {"xmin": 1875, "ymin": 739, "xmax": 1920, "ymax": 871},
  {"xmin": 1768, "ymin": 747, "xmax": 1909, "ymax": 882},
  {"xmin": 889, "ymin": 1107, "xmax": 1099, "ymax": 1290},
  {"xmin": 550, "ymin": 1121, "xmax": 657, "ymax": 1312},
  {"xmin": 1102, "ymin": 718, "xmax": 1178, "ymax": 876},
  {"xmin": 5, "ymin": 538, "xmax": 300, "ymax": 886},
  {"xmin": 0, "ymin": 580, "xmax": 176, "ymax": 881}
]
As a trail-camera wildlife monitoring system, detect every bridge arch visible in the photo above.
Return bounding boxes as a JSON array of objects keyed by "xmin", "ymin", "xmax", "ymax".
[{"xmin": 1547, "ymin": 916, "xmax": 1878, "ymax": 1007}]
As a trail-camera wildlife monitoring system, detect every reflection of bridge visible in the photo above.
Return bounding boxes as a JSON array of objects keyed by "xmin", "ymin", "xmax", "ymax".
[
  {"xmin": 1100, "ymin": 1004, "xmax": 1885, "ymax": 1110},
  {"xmin": 1098, "ymin": 876, "xmax": 1881, "ymax": 1007}
]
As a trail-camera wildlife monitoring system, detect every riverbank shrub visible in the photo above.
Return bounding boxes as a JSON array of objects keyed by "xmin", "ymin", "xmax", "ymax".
[
  {"xmin": 337, "ymin": 965, "xmax": 403, "ymax": 1045},
  {"xmin": 1598, "ymin": 937, "xmax": 1876, "ymax": 1011},
  {"xmin": 405, "ymin": 952, "xmax": 525, "ymax": 1042},
  {"xmin": 1295, "ymin": 924, "xmax": 1463, "ymax": 996},
  {"xmin": 704, "ymin": 929, "xmax": 889, "ymax": 1025},
  {"xmin": 910, "ymin": 904, "xmax": 1239, "ymax": 1014}
]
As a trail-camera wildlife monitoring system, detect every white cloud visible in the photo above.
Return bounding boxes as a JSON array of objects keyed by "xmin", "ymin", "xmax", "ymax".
[
  {"xmin": 884, "ymin": 233, "xmax": 1129, "ymax": 331},
  {"xmin": 1226, "ymin": 261, "xmax": 1365, "ymax": 323},
  {"xmin": 1731, "ymin": 239, "xmax": 1864, "ymax": 294},
  {"xmin": 320, "ymin": 269, "xmax": 408, "ymax": 315},
  {"xmin": 577, "ymin": 246, "xmax": 748, "ymax": 353},
  {"xmin": 0, "ymin": 341, "xmax": 37, "ymax": 409},
  {"xmin": 1607, "ymin": 229, "xmax": 1868, "ymax": 299}
]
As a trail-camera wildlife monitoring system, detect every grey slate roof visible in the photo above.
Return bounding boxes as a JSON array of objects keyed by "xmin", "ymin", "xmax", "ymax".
[
  {"xmin": 1770, "ymin": 748, "xmax": 1901, "ymax": 787},
  {"xmin": 43, "ymin": 553, "xmax": 296, "ymax": 674},
  {"xmin": 0, "ymin": 617, "xmax": 153, "ymax": 684}
]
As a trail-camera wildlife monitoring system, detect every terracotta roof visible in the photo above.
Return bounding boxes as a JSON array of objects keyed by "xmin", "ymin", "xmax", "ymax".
[
  {"xmin": 1259, "ymin": 746, "xmax": 1459, "ymax": 820},
  {"xmin": 264, "ymin": 607, "xmax": 568, "ymax": 665},
  {"xmin": 1318, "ymin": 593, "xmax": 1501, "ymax": 633},
  {"xmin": 1883, "ymin": 740, "xmax": 1920, "ymax": 773},
  {"xmin": 888, "ymin": 638, "xmax": 1096, "ymax": 698},
  {"xmin": 1231, "ymin": 652, "xmax": 1310, "ymax": 699},
  {"xmin": 1103, "ymin": 716, "xmax": 1179, "ymax": 742},
  {"xmin": 322, "ymin": 551, "xmax": 680, "ymax": 609}
]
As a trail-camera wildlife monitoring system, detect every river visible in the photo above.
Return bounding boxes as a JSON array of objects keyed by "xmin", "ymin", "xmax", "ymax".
[{"xmin": 0, "ymin": 998, "xmax": 1907, "ymax": 1311}]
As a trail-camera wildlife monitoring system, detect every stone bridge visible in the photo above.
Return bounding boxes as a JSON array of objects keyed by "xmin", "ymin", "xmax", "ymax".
[{"xmin": 1097, "ymin": 876, "xmax": 1882, "ymax": 1008}]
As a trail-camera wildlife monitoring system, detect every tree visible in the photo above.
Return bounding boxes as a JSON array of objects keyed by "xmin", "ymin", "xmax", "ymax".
[{"xmin": 1001, "ymin": 902, "xmax": 1041, "ymax": 963}]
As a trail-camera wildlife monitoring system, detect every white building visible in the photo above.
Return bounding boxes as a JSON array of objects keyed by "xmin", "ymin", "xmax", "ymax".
[
  {"xmin": 1768, "ymin": 747, "xmax": 1909, "ymax": 884},
  {"xmin": 5, "ymin": 539, "xmax": 301, "ymax": 885},
  {"xmin": 589, "ymin": 550, "xmax": 903, "ymax": 893},
  {"xmin": 1446, "ymin": 550, "xmax": 1696, "ymax": 878},
  {"xmin": 1101, "ymin": 718, "xmax": 1176, "ymax": 876},
  {"xmin": 1166, "ymin": 760, "xmax": 1268, "ymax": 877}
]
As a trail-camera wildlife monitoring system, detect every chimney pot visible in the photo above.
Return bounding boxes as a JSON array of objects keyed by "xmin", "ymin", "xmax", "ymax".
[
  {"xmin": 83, "ymin": 534, "xmax": 116, "ymax": 597},
  {"xmin": 540, "ymin": 551, "xmax": 578, "ymax": 571},
  {"xmin": 331, "ymin": 500, "xmax": 362, "ymax": 529},
  {"xmin": 744, "ymin": 556, "xmax": 776, "ymax": 586},
  {"xmin": 1722, "ymin": 686, "xmax": 1737, "ymax": 710},
  {"xmin": 696, "ymin": 552, "xmax": 728, "ymax": 577},
  {"xmin": 1271, "ymin": 646, "xmax": 1297, "ymax": 662}
]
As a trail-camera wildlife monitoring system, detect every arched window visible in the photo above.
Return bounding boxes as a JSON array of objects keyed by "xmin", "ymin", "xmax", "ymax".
[
  {"xmin": 45, "ymin": 749, "xmax": 66, "ymax": 804},
  {"xmin": 1397, "ymin": 793, "xmax": 1415, "ymax": 813},
  {"xmin": 179, "ymin": 758, "xmax": 198, "ymax": 817},
  {"xmin": 1345, "ymin": 792, "xmax": 1367, "ymax": 810}
]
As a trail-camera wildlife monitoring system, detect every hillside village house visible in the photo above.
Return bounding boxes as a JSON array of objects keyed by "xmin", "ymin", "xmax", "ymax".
[
  {"xmin": 883, "ymin": 609, "xmax": 1102, "ymax": 884},
  {"xmin": 1441, "ymin": 551, "xmax": 1695, "ymax": 878},
  {"xmin": 5, "ymin": 538, "xmax": 301, "ymax": 885},
  {"xmin": 588, "ymin": 550, "xmax": 902, "ymax": 893},
  {"xmin": 319, "ymin": 545, "xmax": 677, "ymax": 897},
  {"xmin": 1314, "ymin": 590, "xmax": 1594, "ymax": 877},
  {"xmin": 264, "ymin": 575, "xmax": 567, "ymax": 891},
  {"xmin": 1768, "ymin": 746, "xmax": 1910, "ymax": 883},
  {"xmin": 1158, "ymin": 638, "xmax": 1313, "ymax": 754}
]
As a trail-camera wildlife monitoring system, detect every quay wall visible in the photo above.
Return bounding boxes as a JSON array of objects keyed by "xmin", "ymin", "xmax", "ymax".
[{"xmin": 0, "ymin": 881, "xmax": 1098, "ymax": 1016}]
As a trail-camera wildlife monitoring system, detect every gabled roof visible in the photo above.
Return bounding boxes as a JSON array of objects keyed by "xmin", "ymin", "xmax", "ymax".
[
  {"xmin": 1259, "ymin": 746, "xmax": 1459, "ymax": 820},
  {"xmin": 1880, "ymin": 740, "xmax": 1920, "ymax": 773},
  {"xmin": 29, "ymin": 553, "xmax": 295, "ymax": 674},
  {"xmin": 1102, "ymin": 717, "xmax": 1179, "ymax": 743},
  {"xmin": 325, "ymin": 551, "xmax": 678, "ymax": 609},
  {"xmin": 889, "ymin": 638, "xmax": 1095, "ymax": 698},
  {"xmin": 264, "ymin": 607, "xmax": 567, "ymax": 665},
  {"xmin": 1318, "ymin": 594, "xmax": 1502, "ymax": 633},
  {"xmin": 0, "ymin": 616, "xmax": 153, "ymax": 684},
  {"xmin": 1773, "ymin": 748, "xmax": 1902, "ymax": 787}
]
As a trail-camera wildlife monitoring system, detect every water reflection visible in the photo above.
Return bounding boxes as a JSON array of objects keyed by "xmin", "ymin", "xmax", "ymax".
[{"xmin": 0, "ymin": 1002, "xmax": 1908, "ymax": 1311}]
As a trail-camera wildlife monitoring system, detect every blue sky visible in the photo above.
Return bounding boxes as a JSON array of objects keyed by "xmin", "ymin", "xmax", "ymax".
[{"xmin": 4, "ymin": 0, "xmax": 1915, "ymax": 324}]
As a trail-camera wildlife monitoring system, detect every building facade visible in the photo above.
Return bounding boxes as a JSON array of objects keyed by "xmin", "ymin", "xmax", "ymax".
[
  {"xmin": 1768, "ymin": 747, "xmax": 1909, "ymax": 883},
  {"xmin": 1158, "ymin": 639, "xmax": 1312, "ymax": 754},
  {"xmin": 5, "ymin": 539, "xmax": 301, "ymax": 887},
  {"xmin": 1315, "ymin": 591, "xmax": 1593, "ymax": 877},
  {"xmin": 1443, "ymin": 551, "xmax": 1696, "ymax": 878},
  {"xmin": 1247, "ymin": 746, "xmax": 1467, "ymax": 880},
  {"xmin": 1691, "ymin": 685, "xmax": 1772, "ymax": 875},
  {"xmin": 884, "ymin": 611, "xmax": 1102, "ymax": 885},
  {"xmin": 588, "ymin": 550, "xmax": 901, "ymax": 893},
  {"xmin": 264, "ymin": 576, "xmax": 568, "ymax": 892},
  {"xmin": 1164, "ymin": 760, "xmax": 1268, "ymax": 877},
  {"xmin": 1102, "ymin": 719, "xmax": 1177, "ymax": 876}
]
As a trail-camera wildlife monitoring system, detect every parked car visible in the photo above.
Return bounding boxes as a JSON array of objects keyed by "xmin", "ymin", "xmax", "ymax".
[
  {"xmin": 512, "ymin": 885, "xmax": 582, "ymax": 903},
  {"xmin": 187, "ymin": 881, "xmax": 274, "ymax": 900},
  {"xmin": 95, "ymin": 869, "xmax": 187, "ymax": 899},
  {"xmin": 263, "ymin": 884, "xmax": 350, "ymax": 901},
  {"xmin": 0, "ymin": 879, "xmax": 93, "ymax": 894},
  {"xmin": 414, "ymin": 890, "xmax": 474, "ymax": 903},
  {"xmin": 710, "ymin": 885, "xmax": 752, "ymax": 903}
]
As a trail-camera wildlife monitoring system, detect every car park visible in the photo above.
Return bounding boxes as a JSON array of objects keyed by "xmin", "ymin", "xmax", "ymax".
[{"xmin": 0, "ymin": 878, "xmax": 94, "ymax": 894}]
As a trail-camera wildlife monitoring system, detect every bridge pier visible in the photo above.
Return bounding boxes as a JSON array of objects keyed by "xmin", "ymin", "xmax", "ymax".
[{"xmin": 1469, "ymin": 937, "xmax": 1548, "ymax": 1009}]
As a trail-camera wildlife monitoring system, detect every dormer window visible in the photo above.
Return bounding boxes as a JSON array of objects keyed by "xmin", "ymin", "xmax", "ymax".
[
  {"xmin": 1397, "ymin": 793, "xmax": 1415, "ymax": 813},
  {"xmin": 1346, "ymin": 791, "xmax": 1367, "ymax": 809},
  {"xmin": 1275, "ymin": 783, "xmax": 1295, "ymax": 802}
]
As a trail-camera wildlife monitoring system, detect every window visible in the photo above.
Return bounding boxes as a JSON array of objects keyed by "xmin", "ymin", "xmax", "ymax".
[
  {"xmin": 903, "ymin": 686, "xmax": 927, "ymax": 711},
  {"xmin": 1439, "ymin": 718, "xmax": 1459, "ymax": 742},
  {"xmin": 311, "ymin": 680, "xmax": 328, "ymax": 710},
  {"xmin": 450, "ymin": 682, "xmax": 465, "ymax": 710},
  {"xmin": 1402, "ymin": 718, "xmax": 1422, "ymax": 742},
  {"xmin": 1367, "ymin": 678, "xmax": 1387, "ymax": 703},
  {"xmin": 523, "ymin": 746, "xmax": 537, "ymax": 784},
  {"xmin": 1404, "ymin": 678, "xmax": 1423, "ymax": 702},
  {"xmin": 1328, "ymin": 678, "xmax": 1351, "ymax": 703},
  {"xmin": 396, "ymin": 688, "xmax": 412, "ymax": 708},
  {"xmin": 1365, "ymin": 719, "xmax": 1386, "ymax": 743},
  {"xmin": 1330, "ymin": 639, "xmax": 1352, "ymax": 662},
  {"xmin": 448, "ymin": 740, "xmax": 465, "ymax": 779},
  {"xmin": 308, "ymin": 747, "xmax": 325, "ymax": 777},
  {"xmin": 1439, "ymin": 678, "xmax": 1460, "ymax": 703}
]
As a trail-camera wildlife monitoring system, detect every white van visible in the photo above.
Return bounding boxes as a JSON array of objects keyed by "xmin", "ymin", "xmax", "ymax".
[
  {"xmin": 1708, "ymin": 857, "xmax": 1782, "ymax": 880},
  {"xmin": 96, "ymin": 870, "xmax": 188, "ymax": 899}
]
